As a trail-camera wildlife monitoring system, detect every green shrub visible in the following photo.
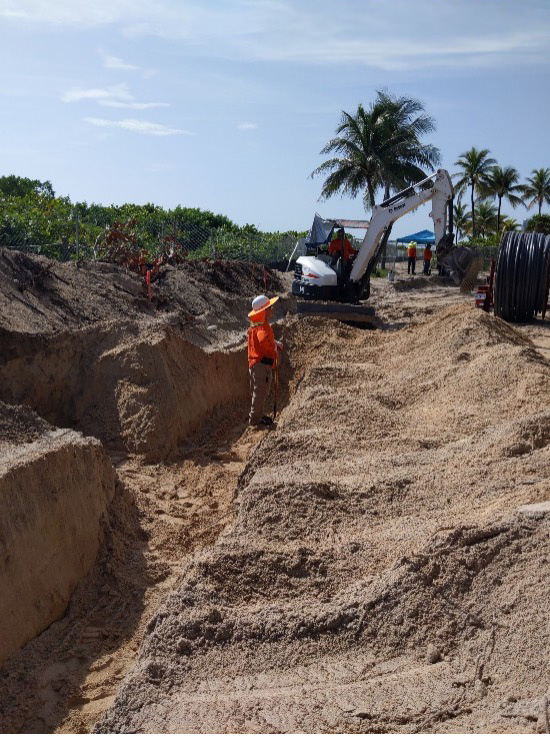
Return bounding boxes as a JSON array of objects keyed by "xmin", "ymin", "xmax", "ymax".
[{"xmin": 524, "ymin": 214, "xmax": 550, "ymax": 235}]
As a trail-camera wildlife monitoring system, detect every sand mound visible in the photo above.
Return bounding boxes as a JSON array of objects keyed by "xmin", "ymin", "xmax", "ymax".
[
  {"xmin": 0, "ymin": 321, "xmax": 250, "ymax": 460},
  {"xmin": 97, "ymin": 303, "xmax": 550, "ymax": 733},
  {"xmin": 0, "ymin": 402, "xmax": 115, "ymax": 665},
  {"xmin": 0, "ymin": 248, "xmax": 284, "ymax": 350}
]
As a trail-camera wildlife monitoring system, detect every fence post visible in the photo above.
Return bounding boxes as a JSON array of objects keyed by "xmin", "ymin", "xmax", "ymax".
[{"xmin": 75, "ymin": 205, "xmax": 79, "ymax": 260}]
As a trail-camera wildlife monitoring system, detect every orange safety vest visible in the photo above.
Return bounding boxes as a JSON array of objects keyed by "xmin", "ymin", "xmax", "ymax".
[
  {"xmin": 407, "ymin": 244, "xmax": 417, "ymax": 258},
  {"xmin": 328, "ymin": 237, "xmax": 357, "ymax": 261},
  {"xmin": 248, "ymin": 320, "xmax": 278, "ymax": 369},
  {"xmin": 423, "ymin": 247, "xmax": 432, "ymax": 260}
]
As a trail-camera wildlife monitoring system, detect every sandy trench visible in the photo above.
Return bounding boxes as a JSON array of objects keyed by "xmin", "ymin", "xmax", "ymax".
[{"xmin": 0, "ymin": 252, "xmax": 549, "ymax": 733}]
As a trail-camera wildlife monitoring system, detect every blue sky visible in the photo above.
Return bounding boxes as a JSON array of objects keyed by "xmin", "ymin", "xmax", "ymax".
[{"xmin": 1, "ymin": 0, "xmax": 549, "ymax": 235}]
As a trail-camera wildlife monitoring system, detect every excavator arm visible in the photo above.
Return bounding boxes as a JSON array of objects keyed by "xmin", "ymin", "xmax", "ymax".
[{"xmin": 349, "ymin": 169, "xmax": 454, "ymax": 289}]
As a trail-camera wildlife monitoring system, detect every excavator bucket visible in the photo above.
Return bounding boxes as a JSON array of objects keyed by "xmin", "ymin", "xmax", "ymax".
[{"xmin": 443, "ymin": 246, "xmax": 483, "ymax": 293}]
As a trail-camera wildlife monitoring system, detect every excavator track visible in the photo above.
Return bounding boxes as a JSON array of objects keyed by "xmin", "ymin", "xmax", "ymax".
[{"xmin": 296, "ymin": 301, "xmax": 376, "ymax": 325}]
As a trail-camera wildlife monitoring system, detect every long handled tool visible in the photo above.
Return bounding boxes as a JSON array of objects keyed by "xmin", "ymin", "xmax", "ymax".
[{"xmin": 273, "ymin": 356, "xmax": 279, "ymax": 421}]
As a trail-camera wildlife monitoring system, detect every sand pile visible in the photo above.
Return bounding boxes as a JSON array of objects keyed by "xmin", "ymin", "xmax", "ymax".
[
  {"xmin": 0, "ymin": 248, "xmax": 283, "ymax": 349},
  {"xmin": 0, "ymin": 320, "xmax": 250, "ymax": 459},
  {"xmin": 0, "ymin": 402, "xmax": 115, "ymax": 665},
  {"xmin": 98, "ymin": 304, "xmax": 550, "ymax": 734}
]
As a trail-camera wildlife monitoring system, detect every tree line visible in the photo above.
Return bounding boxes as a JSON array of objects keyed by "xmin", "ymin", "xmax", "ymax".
[{"xmin": 0, "ymin": 175, "xmax": 300, "ymax": 262}]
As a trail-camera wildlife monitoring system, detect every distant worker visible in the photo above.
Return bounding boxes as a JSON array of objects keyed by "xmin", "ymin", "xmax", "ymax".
[
  {"xmin": 328, "ymin": 228, "xmax": 358, "ymax": 264},
  {"xmin": 407, "ymin": 241, "xmax": 417, "ymax": 275},
  {"xmin": 423, "ymin": 245, "xmax": 433, "ymax": 275},
  {"xmin": 247, "ymin": 295, "xmax": 283, "ymax": 427}
]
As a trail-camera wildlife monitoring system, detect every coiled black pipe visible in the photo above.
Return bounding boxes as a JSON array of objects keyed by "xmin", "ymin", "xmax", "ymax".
[{"xmin": 494, "ymin": 231, "xmax": 550, "ymax": 322}]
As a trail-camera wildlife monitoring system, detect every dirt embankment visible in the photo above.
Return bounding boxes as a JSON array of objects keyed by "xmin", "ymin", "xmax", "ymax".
[
  {"xmin": 0, "ymin": 403, "xmax": 115, "ymax": 665},
  {"xmin": 0, "ymin": 249, "xmax": 290, "ymax": 732},
  {"xmin": 0, "ymin": 249, "xmax": 287, "ymax": 458},
  {"xmin": 97, "ymin": 305, "xmax": 550, "ymax": 734}
]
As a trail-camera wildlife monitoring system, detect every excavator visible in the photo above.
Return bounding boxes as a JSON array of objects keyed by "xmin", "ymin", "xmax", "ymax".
[{"xmin": 292, "ymin": 169, "xmax": 482, "ymax": 323}]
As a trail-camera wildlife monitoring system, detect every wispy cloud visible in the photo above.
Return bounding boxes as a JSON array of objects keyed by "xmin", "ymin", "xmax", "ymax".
[
  {"xmin": 62, "ymin": 84, "xmax": 169, "ymax": 110},
  {"xmin": 99, "ymin": 49, "xmax": 139, "ymax": 71},
  {"xmin": 3, "ymin": 1, "xmax": 549, "ymax": 71},
  {"xmin": 101, "ymin": 100, "xmax": 169, "ymax": 110},
  {"xmin": 238, "ymin": 122, "xmax": 257, "ymax": 131},
  {"xmin": 84, "ymin": 117, "xmax": 193, "ymax": 136},
  {"xmin": 62, "ymin": 84, "xmax": 133, "ymax": 103}
]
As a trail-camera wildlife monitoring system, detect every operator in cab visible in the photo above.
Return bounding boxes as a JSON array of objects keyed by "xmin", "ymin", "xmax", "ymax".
[
  {"xmin": 247, "ymin": 295, "xmax": 283, "ymax": 427},
  {"xmin": 328, "ymin": 227, "xmax": 357, "ymax": 264}
]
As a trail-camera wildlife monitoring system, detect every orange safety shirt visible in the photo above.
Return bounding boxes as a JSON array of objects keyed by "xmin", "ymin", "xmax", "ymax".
[
  {"xmin": 423, "ymin": 247, "xmax": 432, "ymax": 260},
  {"xmin": 407, "ymin": 244, "xmax": 417, "ymax": 258},
  {"xmin": 248, "ymin": 319, "xmax": 278, "ymax": 369},
  {"xmin": 328, "ymin": 237, "xmax": 357, "ymax": 261}
]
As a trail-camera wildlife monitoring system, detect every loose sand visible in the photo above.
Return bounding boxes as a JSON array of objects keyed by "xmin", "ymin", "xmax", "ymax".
[{"xmin": 0, "ymin": 251, "xmax": 548, "ymax": 733}]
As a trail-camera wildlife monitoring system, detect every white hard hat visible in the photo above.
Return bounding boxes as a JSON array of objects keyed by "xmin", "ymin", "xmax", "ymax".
[
  {"xmin": 251, "ymin": 295, "xmax": 270, "ymax": 312},
  {"xmin": 249, "ymin": 294, "xmax": 279, "ymax": 319}
]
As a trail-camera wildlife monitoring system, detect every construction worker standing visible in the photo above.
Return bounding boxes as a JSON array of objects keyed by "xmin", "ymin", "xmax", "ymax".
[
  {"xmin": 423, "ymin": 245, "xmax": 433, "ymax": 275},
  {"xmin": 407, "ymin": 241, "xmax": 417, "ymax": 275},
  {"xmin": 248, "ymin": 295, "xmax": 283, "ymax": 427}
]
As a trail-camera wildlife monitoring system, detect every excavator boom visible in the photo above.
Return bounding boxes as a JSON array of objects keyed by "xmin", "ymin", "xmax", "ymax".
[{"xmin": 349, "ymin": 169, "xmax": 454, "ymax": 288}]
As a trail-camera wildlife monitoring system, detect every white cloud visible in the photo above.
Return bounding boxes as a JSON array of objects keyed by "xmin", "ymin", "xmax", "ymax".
[
  {"xmin": 62, "ymin": 84, "xmax": 168, "ymax": 110},
  {"xmin": 102, "ymin": 100, "xmax": 170, "ymax": 110},
  {"xmin": 84, "ymin": 117, "xmax": 193, "ymax": 136},
  {"xmin": 99, "ymin": 49, "xmax": 139, "ymax": 71},
  {"xmin": 2, "ymin": 0, "xmax": 549, "ymax": 71},
  {"xmin": 62, "ymin": 84, "xmax": 133, "ymax": 103},
  {"xmin": 238, "ymin": 122, "xmax": 257, "ymax": 131}
]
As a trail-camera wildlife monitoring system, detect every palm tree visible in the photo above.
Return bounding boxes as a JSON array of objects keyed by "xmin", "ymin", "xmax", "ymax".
[
  {"xmin": 453, "ymin": 199, "xmax": 471, "ymax": 243},
  {"xmin": 310, "ymin": 90, "xmax": 441, "ymax": 212},
  {"xmin": 482, "ymin": 166, "xmax": 524, "ymax": 231},
  {"xmin": 500, "ymin": 216, "xmax": 520, "ymax": 232},
  {"xmin": 474, "ymin": 200, "xmax": 498, "ymax": 239},
  {"xmin": 521, "ymin": 168, "xmax": 550, "ymax": 215},
  {"xmin": 454, "ymin": 147, "xmax": 496, "ymax": 238}
]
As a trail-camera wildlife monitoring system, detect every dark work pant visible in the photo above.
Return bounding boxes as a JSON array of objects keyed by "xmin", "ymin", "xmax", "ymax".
[
  {"xmin": 408, "ymin": 257, "xmax": 416, "ymax": 274},
  {"xmin": 423, "ymin": 259, "xmax": 431, "ymax": 275}
]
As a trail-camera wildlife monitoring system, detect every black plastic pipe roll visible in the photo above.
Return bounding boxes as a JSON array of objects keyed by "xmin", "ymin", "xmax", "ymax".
[{"xmin": 495, "ymin": 231, "xmax": 550, "ymax": 322}]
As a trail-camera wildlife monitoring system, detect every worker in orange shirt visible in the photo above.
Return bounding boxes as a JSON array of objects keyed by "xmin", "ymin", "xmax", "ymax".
[
  {"xmin": 423, "ymin": 245, "xmax": 433, "ymax": 275},
  {"xmin": 407, "ymin": 241, "xmax": 417, "ymax": 275},
  {"xmin": 248, "ymin": 295, "xmax": 283, "ymax": 427},
  {"xmin": 328, "ymin": 228, "xmax": 357, "ymax": 264}
]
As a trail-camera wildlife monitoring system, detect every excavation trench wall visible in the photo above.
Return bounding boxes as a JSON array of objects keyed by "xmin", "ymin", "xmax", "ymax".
[
  {"xmin": 0, "ymin": 318, "xmax": 252, "ymax": 668},
  {"xmin": 0, "ymin": 404, "xmax": 115, "ymax": 665},
  {"xmin": 0, "ymin": 320, "xmax": 249, "ymax": 460}
]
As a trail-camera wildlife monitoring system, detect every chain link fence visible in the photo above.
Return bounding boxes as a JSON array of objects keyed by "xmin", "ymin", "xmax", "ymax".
[{"xmin": 0, "ymin": 200, "xmax": 300, "ymax": 269}]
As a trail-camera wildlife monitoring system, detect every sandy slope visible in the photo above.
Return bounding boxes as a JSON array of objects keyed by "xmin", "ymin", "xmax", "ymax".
[{"xmin": 98, "ymin": 305, "xmax": 550, "ymax": 734}]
